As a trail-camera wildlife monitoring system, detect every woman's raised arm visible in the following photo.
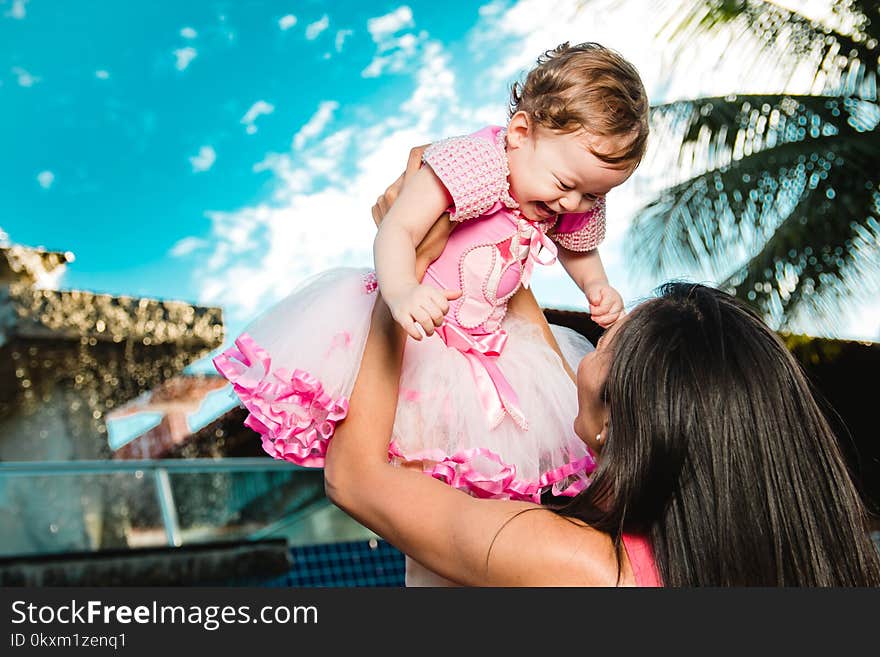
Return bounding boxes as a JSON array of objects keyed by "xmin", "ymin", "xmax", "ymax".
[{"xmin": 322, "ymin": 295, "xmax": 618, "ymax": 586}]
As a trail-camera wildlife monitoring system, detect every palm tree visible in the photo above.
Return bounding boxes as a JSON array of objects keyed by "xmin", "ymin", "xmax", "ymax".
[{"xmin": 630, "ymin": 0, "xmax": 879, "ymax": 332}]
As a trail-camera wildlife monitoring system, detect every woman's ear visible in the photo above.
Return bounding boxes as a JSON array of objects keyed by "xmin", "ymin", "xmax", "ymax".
[{"xmin": 506, "ymin": 111, "xmax": 532, "ymax": 150}]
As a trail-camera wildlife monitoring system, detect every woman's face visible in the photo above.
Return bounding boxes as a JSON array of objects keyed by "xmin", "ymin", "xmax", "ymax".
[{"xmin": 573, "ymin": 315, "xmax": 627, "ymax": 453}]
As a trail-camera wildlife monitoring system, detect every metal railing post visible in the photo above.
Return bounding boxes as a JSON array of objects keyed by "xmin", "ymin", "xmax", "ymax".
[{"xmin": 153, "ymin": 467, "xmax": 181, "ymax": 547}]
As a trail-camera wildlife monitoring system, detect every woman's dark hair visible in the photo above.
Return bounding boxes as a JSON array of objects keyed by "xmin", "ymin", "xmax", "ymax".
[{"xmin": 559, "ymin": 282, "xmax": 880, "ymax": 586}]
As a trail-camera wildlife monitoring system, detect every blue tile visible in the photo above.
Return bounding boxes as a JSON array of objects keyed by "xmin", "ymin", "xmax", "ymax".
[{"xmin": 233, "ymin": 539, "xmax": 406, "ymax": 587}]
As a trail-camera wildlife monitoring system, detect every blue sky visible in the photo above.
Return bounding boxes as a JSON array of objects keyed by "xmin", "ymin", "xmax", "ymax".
[
  {"xmin": 1, "ymin": 1, "xmax": 479, "ymax": 304},
  {"xmin": 3, "ymin": 0, "xmax": 878, "ymax": 349}
]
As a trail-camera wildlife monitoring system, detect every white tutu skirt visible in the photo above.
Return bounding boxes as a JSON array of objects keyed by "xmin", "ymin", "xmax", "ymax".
[{"xmin": 214, "ymin": 267, "xmax": 597, "ymax": 504}]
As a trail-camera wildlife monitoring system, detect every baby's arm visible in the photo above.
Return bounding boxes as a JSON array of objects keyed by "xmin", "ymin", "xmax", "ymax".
[
  {"xmin": 557, "ymin": 246, "xmax": 624, "ymax": 328},
  {"xmin": 373, "ymin": 165, "xmax": 457, "ymax": 340}
]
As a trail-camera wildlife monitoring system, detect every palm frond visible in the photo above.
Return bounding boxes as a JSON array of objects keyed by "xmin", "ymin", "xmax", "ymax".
[
  {"xmin": 662, "ymin": 0, "xmax": 878, "ymax": 97},
  {"xmin": 631, "ymin": 1, "xmax": 880, "ymax": 334},
  {"xmin": 722, "ymin": 150, "xmax": 880, "ymax": 330},
  {"xmin": 629, "ymin": 129, "xmax": 880, "ymax": 314},
  {"xmin": 647, "ymin": 94, "xmax": 878, "ymax": 182}
]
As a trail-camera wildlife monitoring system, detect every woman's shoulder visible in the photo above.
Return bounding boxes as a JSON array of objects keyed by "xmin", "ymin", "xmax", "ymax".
[{"xmin": 485, "ymin": 502, "xmax": 636, "ymax": 586}]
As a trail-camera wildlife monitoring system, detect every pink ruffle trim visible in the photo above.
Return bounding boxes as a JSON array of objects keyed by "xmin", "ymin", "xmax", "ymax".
[
  {"xmin": 388, "ymin": 443, "xmax": 596, "ymax": 504},
  {"xmin": 213, "ymin": 334, "xmax": 348, "ymax": 467}
]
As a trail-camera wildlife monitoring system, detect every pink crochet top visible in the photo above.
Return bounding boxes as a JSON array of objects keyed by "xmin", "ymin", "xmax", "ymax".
[{"xmin": 423, "ymin": 125, "xmax": 607, "ymax": 252}]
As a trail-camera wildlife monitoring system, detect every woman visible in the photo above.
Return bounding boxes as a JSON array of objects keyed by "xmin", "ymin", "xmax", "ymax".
[{"xmin": 323, "ymin": 151, "xmax": 880, "ymax": 587}]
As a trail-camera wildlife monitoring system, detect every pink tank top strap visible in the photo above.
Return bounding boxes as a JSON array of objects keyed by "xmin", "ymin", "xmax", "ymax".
[{"xmin": 621, "ymin": 533, "xmax": 662, "ymax": 587}]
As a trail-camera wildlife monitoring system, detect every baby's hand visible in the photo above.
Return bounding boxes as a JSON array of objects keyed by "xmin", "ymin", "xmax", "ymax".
[
  {"xmin": 585, "ymin": 283, "xmax": 624, "ymax": 328},
  {"xmin": 386, "ymin": 283, "xmax": 459, "ymax": 340}
]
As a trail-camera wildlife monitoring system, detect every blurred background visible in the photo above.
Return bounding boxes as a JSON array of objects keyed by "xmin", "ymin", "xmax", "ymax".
[{"xmin": 1, "ymin": 0, "xmax": 877, "ymax": 585}]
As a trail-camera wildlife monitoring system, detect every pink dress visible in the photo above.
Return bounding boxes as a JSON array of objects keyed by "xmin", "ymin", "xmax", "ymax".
[{"xmin": 215, "ymin": 126, "xmax": 608, "ymax": 582}]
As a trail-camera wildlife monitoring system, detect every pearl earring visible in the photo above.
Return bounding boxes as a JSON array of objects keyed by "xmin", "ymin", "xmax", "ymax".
[{"xmin": 595, "ymin": 433, "xmax": 603, "ymax": 443}]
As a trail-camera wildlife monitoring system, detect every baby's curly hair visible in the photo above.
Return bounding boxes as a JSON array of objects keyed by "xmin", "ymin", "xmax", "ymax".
[{"xmin": 510, "ymin": 42, "xmax": 649, "ymax": 168}]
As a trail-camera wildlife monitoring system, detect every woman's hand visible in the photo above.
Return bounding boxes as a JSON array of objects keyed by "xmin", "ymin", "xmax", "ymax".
[{"xmin": 372, "ymin": 145, "xmax": 452, "ymax": 281}]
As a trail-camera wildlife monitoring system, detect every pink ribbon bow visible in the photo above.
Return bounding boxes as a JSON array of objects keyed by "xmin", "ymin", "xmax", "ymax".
[
  {"xmin": 517, "ymin": 219, "xmax": 558, "ymax": 289},
  {"xmin": 435, "ymin": 322, "xmax": 528, "ymax": 431}
]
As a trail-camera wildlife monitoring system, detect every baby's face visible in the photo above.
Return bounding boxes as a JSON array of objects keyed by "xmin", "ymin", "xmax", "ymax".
[{"xmin": 506, "ymin": 122, "xmax": 634, "ymax": 223}]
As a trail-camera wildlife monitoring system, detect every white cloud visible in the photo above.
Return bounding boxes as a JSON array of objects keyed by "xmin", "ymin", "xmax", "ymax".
[
  {"xmin": 279, "ymin": 14, "xmax": 297, "ymax": 30},
  {"xmin": 480, "ymin": 0, "xmax": 818, "ymax": 107},
  {"xmin": 7, "ymin": 0, "xmax": 28, "ymax": 20},
  {"xmin": 335, "ymin": 29, "xmax": 353, "ymax": 52},
  {"xmin": 240, "ymin": 100, "xmax": 275, "ymax": 135},
  {"xmin": 11, "ymin": 66, "xmax": 39, "ymax": 87},
  {"xmin": 360, "ymin": 59, "xmax": 383, "ymax": 79},
  {"xmin": 184, "ymin": 39, "xmax": 460, "ymax": 325},
  {"xmin": 479, "ymin": 1, "xmax": 505, "ymax": 18},
  {"xmin": 95, "ymin": 69, "xmax": 110, "ymax": 80},
  {"xmin": 196, "ymin": 173, "xmax": 378, "ymax": 318},
  {"xmin": 292, "ymin": 101, "xmax": 339, "ymax": 150},
  {"xmin": 361, "ymin": 32, "xmax": 421, "ymax": 78},
  {"xmin": 361, "ymin": 7, "xmax": 421, "ymax": 78},
  {"xmin": 366, "ymin": 6, "xmax": 413, "ymax": 42},
  {"xmin": 400, "ymin": 41, "xmax": 456, "ymax": 130},
  {"xmin": 173, "ymin": 47, "xmax": 197, "ymax": 71},
  {"xmin": 180, "ymin": 27, "xmax": 198, "ymax": 39},
  {"xmin": 305, "ymin": 15, "xmax": 329, "ymax": 40},
  {"xmin": 189, "ymin": 146, "xmax": 216, "ymax": 172},
  {"xmin": 170, "ymin": 236, "xmax": 209, "ymax": 257},
  {"xmin": 36, "ymin": 171, "xmax": 54, "ymax": 189}
]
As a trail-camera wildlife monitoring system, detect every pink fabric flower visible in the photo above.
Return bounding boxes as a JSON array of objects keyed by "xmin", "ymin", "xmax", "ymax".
[{"xmin": 362, "ymin": 271, "xmax": 378, "ymax": 294}]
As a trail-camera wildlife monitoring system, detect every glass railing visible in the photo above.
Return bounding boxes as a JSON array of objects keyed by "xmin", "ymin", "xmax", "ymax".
[{"xmin": 0, "ymin": 458, "xmax": 372, "ymax": 559}]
